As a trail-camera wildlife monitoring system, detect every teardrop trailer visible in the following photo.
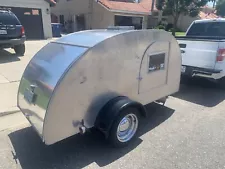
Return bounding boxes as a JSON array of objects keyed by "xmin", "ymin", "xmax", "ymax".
[{"xmin": 17, "ymin": 28, "xmax": 181, "ymax": 147}]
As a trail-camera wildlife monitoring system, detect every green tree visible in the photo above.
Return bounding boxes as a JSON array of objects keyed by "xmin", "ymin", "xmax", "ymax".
[
  {"xmin": 209, "ymin": 0, "xmax": 217, "ymax": 8},
  {"xmin": 213, "ymin": 0, "xmax": 217, "ymax": 7},
  {"xmin": 216, "ymin": 0, "xmax": 225, "ymax": 16},
  {"xmin": 156, "ymin": 0, "xmax": 208, "ymax": 35}
]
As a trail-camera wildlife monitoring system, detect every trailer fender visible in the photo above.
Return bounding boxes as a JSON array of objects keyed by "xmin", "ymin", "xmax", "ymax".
[{"xmin": 95, "ymin": 96, "xmax": 146, "ymax": 137}]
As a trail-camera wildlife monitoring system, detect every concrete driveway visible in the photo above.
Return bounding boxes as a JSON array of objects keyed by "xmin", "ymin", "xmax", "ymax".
[{"xmin": 0, "ymin": 40, "xmax": 50, "ymax": 113}]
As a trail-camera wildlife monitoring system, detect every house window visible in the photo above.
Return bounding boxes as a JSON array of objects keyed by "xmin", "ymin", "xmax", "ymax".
[{"xmin": 148, "ymin": 53, "xmax": 165, "ymax": 73}]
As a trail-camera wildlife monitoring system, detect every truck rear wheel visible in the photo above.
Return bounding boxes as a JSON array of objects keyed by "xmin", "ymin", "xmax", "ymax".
[
  {"xmin": 108, "ymin": 107, "xmax": 140, "ymax": 148},
  {"xmin": 14, "ymin": 44, "xmax": 25, "ymax": 56}
]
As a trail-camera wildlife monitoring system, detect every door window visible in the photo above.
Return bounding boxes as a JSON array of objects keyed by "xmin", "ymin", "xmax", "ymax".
[{"xmin": 148, "ymin": 53, "xmax": 166, "ymax": 72}]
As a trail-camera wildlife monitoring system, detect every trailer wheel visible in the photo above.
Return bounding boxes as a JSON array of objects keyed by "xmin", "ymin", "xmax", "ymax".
[{"xmin": 108, "ymin": 107, "xmax": 140, "ymax": 148}]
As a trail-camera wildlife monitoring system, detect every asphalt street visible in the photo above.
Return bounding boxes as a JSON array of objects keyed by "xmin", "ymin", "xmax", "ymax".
[{"xmin": 0, "ymin": 79, "xmax": 225, "ymax": 169}]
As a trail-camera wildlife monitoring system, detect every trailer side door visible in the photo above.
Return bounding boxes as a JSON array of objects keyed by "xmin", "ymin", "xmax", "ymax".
[{"xmin": 138, "ymin": 41, "xmax": 169, "ymax": 94}]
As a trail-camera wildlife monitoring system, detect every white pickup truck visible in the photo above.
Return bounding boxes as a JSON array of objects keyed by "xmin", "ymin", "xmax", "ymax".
[{"xmin": 177, "ymin": 19, "xmax": 225, "ymax": 85}]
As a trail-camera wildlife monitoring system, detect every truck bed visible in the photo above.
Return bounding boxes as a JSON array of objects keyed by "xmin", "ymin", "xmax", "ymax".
[{"xmin": 177, "ymin": 37, "xmax": 222, "ymax": 69}]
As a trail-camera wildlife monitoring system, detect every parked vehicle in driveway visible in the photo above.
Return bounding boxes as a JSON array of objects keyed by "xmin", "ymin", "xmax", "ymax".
[
  {"xmin": 176, "ymin": 19, "xmax": 225, "ymax": 85},
  {"xmin": 0, "ymin": 10, "xmax": 26, "ymax": 55}
]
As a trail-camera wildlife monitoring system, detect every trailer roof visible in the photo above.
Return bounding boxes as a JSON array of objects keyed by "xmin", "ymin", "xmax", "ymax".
[{"xmin": 54, "ymin": 29, "xmax": 133, "ymax": 48}]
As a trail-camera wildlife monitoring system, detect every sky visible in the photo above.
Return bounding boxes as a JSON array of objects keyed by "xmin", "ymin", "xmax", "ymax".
[{"xmin": 207, "ymin": 1, "xmax": 214, "ymax": 7}]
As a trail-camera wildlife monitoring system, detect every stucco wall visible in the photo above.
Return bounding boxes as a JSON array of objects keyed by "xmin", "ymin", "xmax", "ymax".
[
  {"xmin": 148, "ymin": 16, "xmax": 158, "ymax": 28},
  {"xmin": 92, "ymin": 1, "xmax": 114, "ymax": 29},
  {"xmin": 142, "ymin": 15, "xmax": 148, "ymax": 29},
  {"xmin": 0, "ymin": 0, "xmax": 52, "ymax": 38},
  {"xmin": 177, "ymin": 14, "xmax": 198, "ymax": 31},
  {"xmin": 167, "ymin": 14, "xmax": 198, "ymax": 32}
]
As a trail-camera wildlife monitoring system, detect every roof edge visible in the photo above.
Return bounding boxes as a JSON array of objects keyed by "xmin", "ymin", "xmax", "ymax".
[
  {"xmin": 111, "ymin": 9, "xmax": 151, "ymax": 15},
  {"xmin": 97, "ymin": 1, "xmax": 151, "ymax": 16},
  {"xmin": 45, "ymin": 0, "xmax": 56, "ymax": 7}
]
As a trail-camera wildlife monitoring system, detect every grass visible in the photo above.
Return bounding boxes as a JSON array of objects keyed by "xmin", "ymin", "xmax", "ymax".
[{"xmin": 175, "ymin": 32, "xmax": 186, "ymax": 36}]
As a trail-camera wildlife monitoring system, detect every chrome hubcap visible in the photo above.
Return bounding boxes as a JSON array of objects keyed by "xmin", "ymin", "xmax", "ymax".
[{"xmin": 117, "ymin": 114, "xmax": 138, "ymax": 142}]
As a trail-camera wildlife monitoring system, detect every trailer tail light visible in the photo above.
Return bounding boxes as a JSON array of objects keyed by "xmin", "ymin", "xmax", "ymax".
[
  {"xmin": 217, "ymin": 49, "xmax": 225, "ymax": 62},
  {"xmin": 21, "ymin": 26, "xmax": 25, "ymax": 36}
]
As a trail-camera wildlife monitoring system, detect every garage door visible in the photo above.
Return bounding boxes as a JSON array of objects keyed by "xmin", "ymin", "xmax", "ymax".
[
  {"xmin": 0, "ymin": 6, "xmax": 44, "ymax": 39},
  {"xmin": 115, "ymin": 15, "xmax": 143, "ymax": 30}
]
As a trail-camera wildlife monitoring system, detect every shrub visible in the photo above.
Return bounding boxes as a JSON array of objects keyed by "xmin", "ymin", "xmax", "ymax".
[{"xmin": 155, "ymin": 24, "xmax": 165, "ymax": 30}]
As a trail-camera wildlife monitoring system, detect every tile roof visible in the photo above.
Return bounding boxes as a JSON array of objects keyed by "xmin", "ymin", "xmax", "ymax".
[
  {"xmin": 98, "ymin": 0, "xmax": 156, "ymax": 15},
  {"xmin": 45, "ymin": 0, "xmax": 56, "ymax": 6},
  {"xmin": 199, "ymin": 11, "xmax": 219, "ymax": 19}
]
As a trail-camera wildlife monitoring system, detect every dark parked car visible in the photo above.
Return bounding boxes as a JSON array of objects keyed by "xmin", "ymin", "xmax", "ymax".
[{"xmin": 0, "ymin": 10, "xmax": 26, "ymax": 55}]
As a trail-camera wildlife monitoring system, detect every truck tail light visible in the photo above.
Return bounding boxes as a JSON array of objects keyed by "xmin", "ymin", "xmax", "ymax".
[
  {"xmin": 21, "ymin": 26, "xmax": 25, "ymax": 36},
  {"xmin": 217, "ymin": 49, "xmax": 225, "ymax": 62}
]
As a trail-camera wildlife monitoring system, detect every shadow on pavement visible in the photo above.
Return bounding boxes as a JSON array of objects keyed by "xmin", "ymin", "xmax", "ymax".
[
  {"xmin": 8, "ymin": 103, "xmax": 174, "ymax": 169},
  {"xmin": 0, "ymin": 49, "xmax": 21, "ymax": 64},
  {"xmin": 173, "ymin": 77, "xmax": 225, "ymax": 107}
]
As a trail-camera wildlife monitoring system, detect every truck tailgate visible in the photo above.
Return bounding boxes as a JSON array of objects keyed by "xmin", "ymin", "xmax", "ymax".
[{"xmin": 179, "ymin": 40, "xmax": 219, "ymax": 69}]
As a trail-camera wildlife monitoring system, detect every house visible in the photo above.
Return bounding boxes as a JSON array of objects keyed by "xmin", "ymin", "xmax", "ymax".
[
  {"xmin": 176, "ymin": 12, "xmax": 219, "ymax": 31},
  {"xmin": 143, "ymin": 5, "xmax": 220, "ymax": 31},
  {"xmin": 51, "ymin": 0, "xmax": 155, "ymax": 33},
  {"xmin": 162, "ymin": 6, "xmax": 220, "ymax": 32},
  {"xmin": 0, "ymin": 0, "xmax": 54, "ymax": 39},
  {"xmin": 175, "ymin": 6, "xmax": 219, "ymax": 31}
]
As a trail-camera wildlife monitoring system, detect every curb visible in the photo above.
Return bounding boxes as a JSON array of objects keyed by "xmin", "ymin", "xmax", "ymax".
[{"xmin": 0, "ymin": 107, "xmax": 20, "ymax": 117}]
